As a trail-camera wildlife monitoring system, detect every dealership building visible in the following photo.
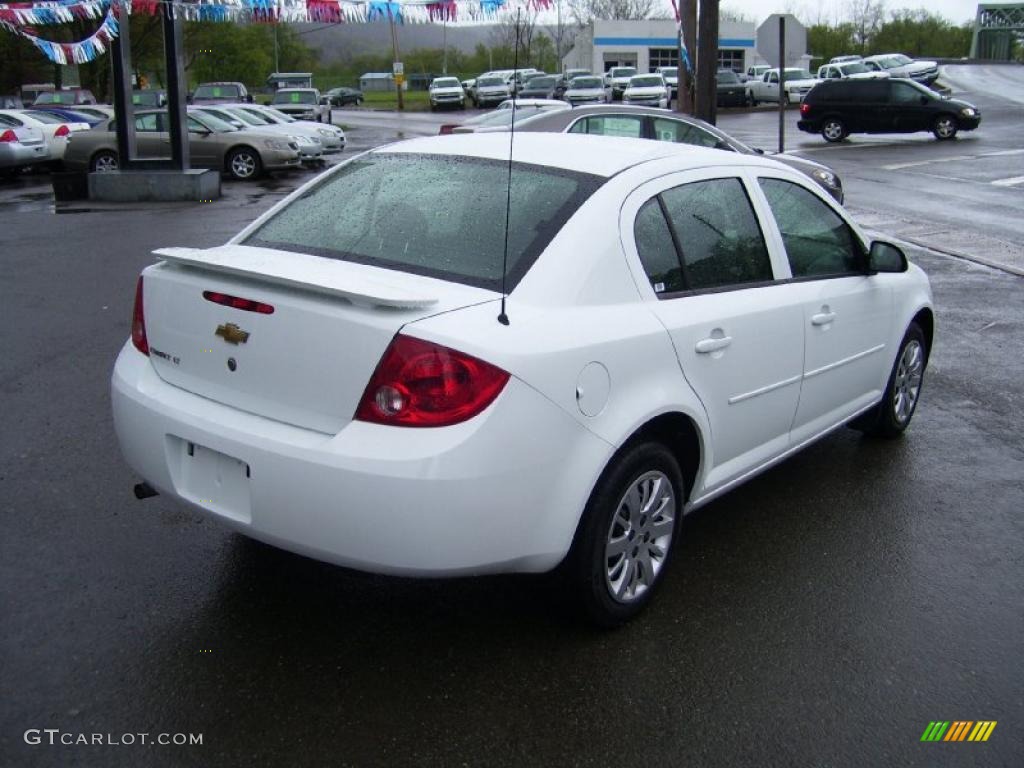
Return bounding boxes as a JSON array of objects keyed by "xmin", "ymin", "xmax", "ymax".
[{"xmin": 562, "ymin": 19, "xmax": 777, "ymax": 74}]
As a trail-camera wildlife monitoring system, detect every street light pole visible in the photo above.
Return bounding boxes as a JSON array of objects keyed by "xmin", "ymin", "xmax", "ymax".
[{"xmin": 443, "ymin": 18, "xmax": 448, "ymax": 74}]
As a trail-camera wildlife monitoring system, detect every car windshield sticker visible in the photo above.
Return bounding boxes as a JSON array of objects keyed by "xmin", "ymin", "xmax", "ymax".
[
  {"xmin": 132, "ymin": 95, "xmax": 141, "ymax": 104},
  {"xmin": 213, "ymin": 87, "xmax": 222, "ymax": 97},
  {"xmin": 290, "ymin": 93, "xmax": 301, "ymax": 103}
]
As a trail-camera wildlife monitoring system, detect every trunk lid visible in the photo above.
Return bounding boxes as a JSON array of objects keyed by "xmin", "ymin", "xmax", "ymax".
[{"xmin": 142, "ymin": 244, "xmax": 496, "ymax": 434}]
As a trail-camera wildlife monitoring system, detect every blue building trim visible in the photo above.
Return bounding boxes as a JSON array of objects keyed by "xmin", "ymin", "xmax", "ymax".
[{"xmin": 594, "ymin": 36, "xmax": 755, "ymax": 48}]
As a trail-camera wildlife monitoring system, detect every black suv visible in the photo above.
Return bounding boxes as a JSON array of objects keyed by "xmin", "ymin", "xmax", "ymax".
[{"xmin": 798, "ymin": 78, "xmax": 981, "ymax": 142}]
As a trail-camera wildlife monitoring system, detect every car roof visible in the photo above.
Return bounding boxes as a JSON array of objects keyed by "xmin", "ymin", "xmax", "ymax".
[{"xmin": 375, "ymin": 133, "xmax": 774, "ymax": 178}]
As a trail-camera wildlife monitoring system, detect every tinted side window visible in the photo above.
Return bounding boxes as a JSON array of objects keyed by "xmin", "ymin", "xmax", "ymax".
[
  {"xmin": 652, "ymin": 117, "xmax": 719, "ymax": 148},
  {"xmin": 890, "ymin": 82, "xmax": 923, "ymax": 104},
  {"xmin": 570, "ymin": 115, "xmax": 644, "ymax": 138},
  {"xmin": 759, "ymin": 178, "xmax": 862, "ymax": 277},
  {"xmin": 134, "ymin": 114, "xmax": 159, "ymax": 132},
  {"xmin": 634, "ymin": 198, "xmax": 684, "ymax": 294},
  {"xmin": 660, "ymin": 178, "xmax": 773, "ymax": 291},
  {"xmin": 855, "ymin": 81, "xmax": 889, "ymax": 103}
]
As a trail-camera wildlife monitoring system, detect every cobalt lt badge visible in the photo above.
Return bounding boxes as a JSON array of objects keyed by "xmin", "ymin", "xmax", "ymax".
[{"xmin": 215, "ymin": 323, "xmax": 250, "ymax": 345}]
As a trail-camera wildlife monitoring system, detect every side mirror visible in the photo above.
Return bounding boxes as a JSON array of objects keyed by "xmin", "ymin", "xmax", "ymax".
[
  {"xmin": 868, "ymin": 240, "xmax": 908, "ymax": 273},
  {"xmin": 246, "ymin": 94, "xmax": 254, "ymax": 103}
]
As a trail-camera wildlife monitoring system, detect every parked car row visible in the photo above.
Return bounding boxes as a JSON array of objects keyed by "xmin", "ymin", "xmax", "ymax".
[{"xmin": 0, "ymin": 99, "xmax": 344, "ymax": 181}]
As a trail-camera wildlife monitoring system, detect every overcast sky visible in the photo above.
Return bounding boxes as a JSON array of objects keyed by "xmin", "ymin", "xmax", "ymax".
[{"xmin": 713, "ymin": 0, "xmax": 980, "ymax": 25}]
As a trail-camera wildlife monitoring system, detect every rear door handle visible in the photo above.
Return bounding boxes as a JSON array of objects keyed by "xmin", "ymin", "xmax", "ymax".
[
  {"xmin": 695, "ymin": 336, "xmax": 732, "ymax": 353},
  {"xmin": 811, "ymin": 311, "xmax": 836, "ymax": 326}
]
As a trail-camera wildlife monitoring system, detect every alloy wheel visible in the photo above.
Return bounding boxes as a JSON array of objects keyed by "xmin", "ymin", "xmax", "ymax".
[
  {"xmin": 231, "ymin": 151, "xmax": 257, "ymax": 179},
  {"xmin": 934, "ymin": 116, "xmax": 957, "ymax": 139},
  {"xmin": 893, "ymin": 339, "xmax": 924, "ymax": 424},
  {"xmin": 92, "ymin": 153, "xmax": 118, "ymax": 172},
  {"xmin": 823, "ymin": 120, "xmax": 845, "ymax": 141},
  {"xmin": 604, "ymin": 470, "xmax": 676, "ymax": 604}
]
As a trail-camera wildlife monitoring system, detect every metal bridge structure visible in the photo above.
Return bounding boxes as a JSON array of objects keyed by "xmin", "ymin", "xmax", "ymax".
[{"xmin": 970, "ymin": 3, "xmax": 1024, "ymax": 60}]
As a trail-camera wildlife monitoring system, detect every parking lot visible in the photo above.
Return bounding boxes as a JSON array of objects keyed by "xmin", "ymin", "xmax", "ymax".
[{"xmin": 1, "ymin": 64, "xmax": 1022, "ymax": 767}]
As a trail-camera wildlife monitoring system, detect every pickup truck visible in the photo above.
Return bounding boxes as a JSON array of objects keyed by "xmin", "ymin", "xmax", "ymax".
[
  {"xmin": 270, "ymin": 88, "xmax": 330, "ymax": 123},
  {"xmin": 746, "ymin": 68, "xmax": 819, "ymax": 105},
  {"xmin": 605, "ymin": 66, "xmax": 638, "ymax": 99}
]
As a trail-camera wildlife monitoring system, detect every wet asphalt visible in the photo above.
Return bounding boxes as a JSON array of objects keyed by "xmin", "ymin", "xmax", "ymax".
[{"xmin": 1, "ymin": 68, "xmax": 1022, "ymax": 768}]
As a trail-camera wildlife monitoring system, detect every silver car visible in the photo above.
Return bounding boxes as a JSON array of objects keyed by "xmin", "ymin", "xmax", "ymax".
[
  {"xmin": 0, "ymin": 114, "xmax": 48, "ymax": 176},
  {"xmin": 238, "ymin": 104, "xmax": 345, "ymax": 154},
  {"xmin": 193, "ymin": 105, "xmax": 324, "ymax": 165},
  {"xmin": 514, "ymin": 104, "xmax": 845, "ymax": 203}
]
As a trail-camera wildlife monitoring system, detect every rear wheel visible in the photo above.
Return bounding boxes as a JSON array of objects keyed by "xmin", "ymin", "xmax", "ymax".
[
  {"xmin": 567, "ymin": 442, "xmax": 684, "ymax": 627},
  {"xmin": 226, "ymin": 146, "xmax": 261, "ymax": 181},
  {"xmin": 90, "ymin": 150, "xmax": 119, "ymax": 172},
  {"xmin": 933, "ymin": 114, "xmax": 958, "ymax": 140},
  {"xmin": 821, "ymin": 117, "xmax": 847, "ymax": 142}
]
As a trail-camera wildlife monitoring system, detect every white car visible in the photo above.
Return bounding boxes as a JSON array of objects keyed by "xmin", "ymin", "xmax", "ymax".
[
  {"xmin": 193, "ymin": 105, "xmax": 325, "ymax": 164},
  {"xmin": 429, "ymin": 77, "xmax": 466, "ymax": 110},
  {"xmin": 605, "ymin": 66, "xmax": 639, "ymax": 99},
  {"xmin": 112, "ymin": 133, "xmax": 933, "ymax": 625},
  {"xmin": 655, "ymin": 66, "xmax": 680, "ymax": 94},
  {"xmin": 0, "ymin": 109, "xmax": 83, "ymax": 160},
  {"xmin": 817, "ymin": 61, "xmax": 888, "ymax": 81},
  {"xmin": 564, "ymin": 76, "xmax": 611, "ymax": 106},
  {"xmin": 0, "ymin": 115, "xmax": 48, "ymax": 175},
  {"xmin": 239, "ymin": 104, "xmax": 345, "ymax": 153},
  {"xmin": 622, "ymin": 74, "xmax": 670, "ymax": 108}
]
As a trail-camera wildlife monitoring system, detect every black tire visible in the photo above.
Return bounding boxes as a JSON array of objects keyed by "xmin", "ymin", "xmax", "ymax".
[
  {"xmin": 854, "ymin": 322, "xmax": 927, "ymax": 438},
  {"xmin": 566, "ymin": 442, "xmax": 685, "ymax": 627},
  {"xmin": 356, "ymin": 97, "xmax": 363, "ymax": 106},
  {"xmin": 226, "ymin": 146, "xmax": 262, "ymax": 181},
  {"xmin": 821, "ymin": 116, "xmax": 847, "ymax": 143},
  {"xmin": 90, "ymin": 149, "xmax": 119, "ymax": 173},
  {"xmin": 933, "ymin": 114, "xmax": 958, "ymax": 140}
]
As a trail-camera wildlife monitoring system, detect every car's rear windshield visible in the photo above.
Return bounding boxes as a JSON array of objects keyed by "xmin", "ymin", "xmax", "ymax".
[
  {"xmin": 195, "ymin": 84, "xmax": 240, "ymax": 99},
  {"xmin": 274, "ymin": 91, "xmax": 316, "ymax": 104},
  {"xmin": 244, "ymin": 153, "xmax": 603, "ymax": 291},
  {"xmin": 612, "ymin": 68, "xmax": 637, "ymax": 77},
  {"xmin": 22, "ymin": 110, "xmax": 66, "ymax": 124},
  {"xmin": 571, "ymin": 77, "xmax": 603, "ymax": 88},
  {"xmin": 35, "ymin": 92, "xmax": 78, "ymax": 104}
]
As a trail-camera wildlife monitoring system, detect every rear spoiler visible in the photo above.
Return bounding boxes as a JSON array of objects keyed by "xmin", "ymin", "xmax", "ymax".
[{"xmin": 154, "ymin": 245, "xmax": 439, "ymax": 310}]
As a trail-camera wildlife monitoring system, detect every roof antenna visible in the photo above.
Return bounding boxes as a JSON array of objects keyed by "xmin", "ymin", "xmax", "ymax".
[{"xmin": 498, "ymin": 7, "xmax": 522, "ymax": 327}]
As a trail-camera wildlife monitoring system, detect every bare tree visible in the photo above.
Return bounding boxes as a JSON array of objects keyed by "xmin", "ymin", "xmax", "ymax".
[
  {"xmin": 567, "ymin": 0, "xmax": 659, "ymax": 26},
  {"xmin": 847, "ymin": 0, "xmax": 886, "ymax": 53},
  {"xmin": 490, "ymin": 8, "xmax": 542, "ymax": 63}
]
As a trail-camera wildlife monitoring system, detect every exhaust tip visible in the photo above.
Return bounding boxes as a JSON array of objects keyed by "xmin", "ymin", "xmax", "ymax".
[{"xmin": 133, "ymin": 482, "xmax": 159, "ymax": 500}]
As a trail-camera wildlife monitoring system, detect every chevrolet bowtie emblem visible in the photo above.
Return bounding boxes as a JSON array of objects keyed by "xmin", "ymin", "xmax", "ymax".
[{"xmin": 215, "ymin": 323, "xmax": 250, "ymax": 345}]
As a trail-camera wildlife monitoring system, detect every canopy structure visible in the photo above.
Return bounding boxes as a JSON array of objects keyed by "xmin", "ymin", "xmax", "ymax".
[{"xmin": 970, "ymin": 3, "xmax": 1024, "ymax": 60}]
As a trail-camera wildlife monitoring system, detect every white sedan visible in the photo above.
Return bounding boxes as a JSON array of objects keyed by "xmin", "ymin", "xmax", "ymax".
[
  {"xmin": 112, "ymin": 134, "xmax": 933, "ymax": 625},
  {"xmin": 0, "ymin": 109, "xmax": 84, "ymax": 160}
]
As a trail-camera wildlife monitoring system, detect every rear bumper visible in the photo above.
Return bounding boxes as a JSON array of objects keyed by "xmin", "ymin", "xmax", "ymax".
[
  {"xmin": 0, "ymin": 143, "xmax": 48, "ymax": 167},
  {"xmin": 111, "ymin": 343, "xmax": 610, "ymax": 576},
  {"xmin": 797, "ymin": 119, "xmax": 819, "ymax": 133}
]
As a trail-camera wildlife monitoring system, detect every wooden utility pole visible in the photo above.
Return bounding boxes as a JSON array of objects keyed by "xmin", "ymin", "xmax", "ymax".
[
  {"xmin": 695, "ymin": 0, "xmax": 718, "ymax": 124},
  {"xmin": 679, "ymin": 0, "xmax": 696, "ymax": 114}
]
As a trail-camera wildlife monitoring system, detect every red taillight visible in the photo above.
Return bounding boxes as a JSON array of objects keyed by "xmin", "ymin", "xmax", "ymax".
[
  {"xmin": 54, "ymin": 124, "xmax": 70, "ymax": 137},
  {"xmin": 355, "ymin": 335, "xmax": 509, "ymax": 428},
  {"xmin": 203, "ymin": 290, "xmax": 274, "ymax": 314},
  {"xmin": 132, "ymin": 276, "xmax": 149, "ymax": 356},
  {"xmin": 0, "ymin": 129, "xmax": 16, "ymax": 143},
  {"xmin": 799, "ymin": 102, "xmax": 810, "ymax": 116},
  {"xmin": 438, "ymin": 124, "xmax": 458, "ymax": 135}
]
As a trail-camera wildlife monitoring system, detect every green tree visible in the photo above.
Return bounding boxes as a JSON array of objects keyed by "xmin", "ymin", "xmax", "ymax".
[
  {"xmin": 872, "ymin": 10, "xmax": 972, "ymax": 58},
  {"xmin": 807, "ymin": 22, "xmax": 857, "ymax": 66}
]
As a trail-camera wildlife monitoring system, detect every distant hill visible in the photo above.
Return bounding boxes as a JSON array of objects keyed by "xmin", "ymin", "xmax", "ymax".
[{"xmin": 296, "ymin": 23, "xmax": 503, "ymax": 62}]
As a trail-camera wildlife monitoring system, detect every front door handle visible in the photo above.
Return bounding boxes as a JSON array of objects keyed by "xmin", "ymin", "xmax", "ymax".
[
  {"xmin": 695, "ymin": 336, "xmax": 732, "ymax": 354},
  {"xmin": 811, "ymin": 311, "xmax": 836, "ymax": 326}
]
